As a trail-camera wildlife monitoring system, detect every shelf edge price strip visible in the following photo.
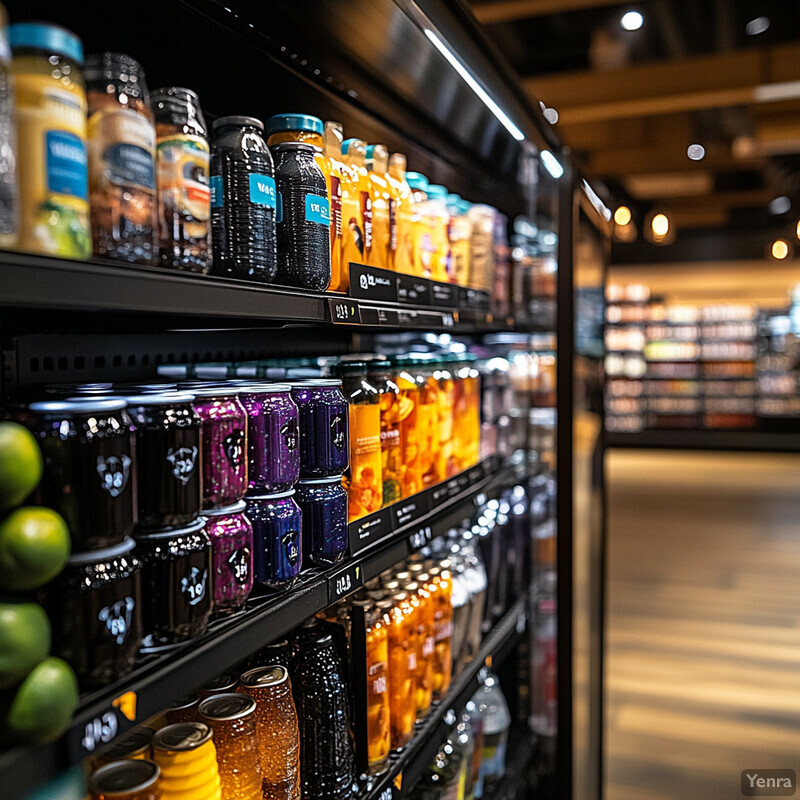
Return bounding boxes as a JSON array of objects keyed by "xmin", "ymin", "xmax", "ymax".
[
  {"xmin": 328, "ymin": 297, "xmax": 362, "ymax": 324},
  {"xmin": 328, "ymin": 561, "xmax": 364, "ymax": 603}
]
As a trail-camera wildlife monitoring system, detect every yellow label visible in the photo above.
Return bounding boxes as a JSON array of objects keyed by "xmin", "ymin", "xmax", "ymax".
[{"xmin": 113, "ymin": 690, "xmax": 137, "ymax": 721}]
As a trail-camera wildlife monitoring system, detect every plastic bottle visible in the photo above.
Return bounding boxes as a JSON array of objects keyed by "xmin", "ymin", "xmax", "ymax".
[
  {"xmin": 341, "ymin": 137, "xmax": 373, "ymax": 266},
  {"xmin": 473, "ymin": 672, "xmax": 511, "ymax": 790},
  {"xmin": 366, "ymin": 144, "xmax": 391, "ymax": 269},
  {"xmin": 405, "ymin": 171, "xmax": 430, "ymax": 277},
  {"xmin": 446, "ymin": 194, "xmax": 472, "ymax": 289},
  {"xmin": 210, "ymin": 116, "xmax": 277, "ymax": 281},
  {"xmin": 425, "ymin": 184, "xmax": 452, "ymax": 283},
  {"xmin": 387, "ymin": 153, "xmax": 414, "ymax": 274},
  {"xmin": 323, "ymin": 121, "xmax": 346, "ymax": 291}
]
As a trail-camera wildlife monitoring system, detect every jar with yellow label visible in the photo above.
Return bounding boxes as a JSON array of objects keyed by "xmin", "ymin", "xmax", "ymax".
[
  {"xmin": 151, "ymin": 722, "xmax": 222, "ymax": 800},
  {"xmin": 365, "ymin": 144, "xmax": 391, "ymax": 269},
  {"xmin": 338, "ymin": 361, "xmax": 383, "ymax": 521},
  {"xmin": 9, "ymin": 22, "xmax": 90, "ymax": 259},
  {"xmin": 391, "ymin": 356, "xmax": 422, "ymax": 498}
]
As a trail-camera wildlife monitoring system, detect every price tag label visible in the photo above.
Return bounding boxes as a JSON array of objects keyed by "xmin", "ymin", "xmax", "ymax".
[
  {"xmin": 408, "ymin": 525, "xmax": 432, "ymax": 551},
  {"xmin": 328, "ymin": 297, "xmax": 362, "ymax": 325},
  {"xmin": 328, "ymin": 562, "xmax": 364, "ymax": 604}
]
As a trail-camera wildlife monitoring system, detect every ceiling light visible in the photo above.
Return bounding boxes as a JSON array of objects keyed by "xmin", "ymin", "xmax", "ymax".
[
  {"xmin": 769, "ymin": 196, "xmax": 791, "ymax": 215},
  {"xmin": 746, "ymin": 16, "xmax": 770, "ymax": 36},
  {"xmin": 651, "ymin": 213, "xmax": 670, "ymax": 239},
  {"xmin": 425, "ymin": 29, "xmax": 525, "ymax": 142},
  {"xmin": 796, "ymin": 219, "xmax": 800, "ymax": 240},
  {"xmin": 686, "ymin": 143, "xmax": 705, "ymax": 161},
  {"xmin": 540, "ymin": 150, "xmax": 564, "ymax": 179},
  {"xmin": 620, "ymin": 10, "xmax": 643, "ymax": 31},
  {"xmin": 614, "ymin": 205, "xmax": 632, "ymax": 226},
  {"xmin": 543, "ymin": 107, "xmax": 559, "ymax": 124},
  {"xmin": 771, "ymin": 238, "xmax": 790, "ymax": 260}
]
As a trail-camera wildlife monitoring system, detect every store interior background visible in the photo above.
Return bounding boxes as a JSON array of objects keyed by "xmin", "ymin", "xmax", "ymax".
[{"xmin": 471, "ymin": 1, "xmax": 800, "ymax": 799}]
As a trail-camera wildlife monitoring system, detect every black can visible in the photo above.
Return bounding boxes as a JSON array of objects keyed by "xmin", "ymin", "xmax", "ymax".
[
  {"xmin": 45, "ymin": 537, "xmax": 143, "ymax": 687},
  {"xmin": 135, "ymin": 518, "xmax": 212, "ymax": 647},
  {"xmin": 270, "ymin": 141, "xmax": 331, "ymax": 291},
  {"xmin": 124, "ymin": 392, "xmax": 202, "ymax": 530},
  {"xmin": 27, "ymin": 399, "xmax": 137, "ymax": 552},
  {"xmin": 210, "ymin": 115, "xmax": 277, "ymax": 281}
]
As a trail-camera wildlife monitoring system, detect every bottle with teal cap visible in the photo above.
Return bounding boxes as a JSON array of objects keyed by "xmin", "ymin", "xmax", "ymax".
[
  {"xmin": 404, "ymin": 172, "xmax": 430, "ymax": 277},
  {"xmin": 424, "ymin": 184, "xmax": 452, "ymax": 283},
  {"xmin": 366, "ymin": 144, "xmax": 391, "ymax": 269},
  {"xmin": 446, "ymin": 193, "xmax": 472, "ymax": 288},
  {"xmin": 10, "ymin": 21, "xmax": 90, "ymax": 259}
]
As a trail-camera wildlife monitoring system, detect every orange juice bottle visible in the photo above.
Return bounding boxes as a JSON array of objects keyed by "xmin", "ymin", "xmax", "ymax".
[
  {"xmin": 404, "ymin": 580, "xmax": 434, "ymax": 718},
  {"xmin": 365, "ymin": 144, "xmax": 392, "ymax": 269},
  {"xmin": 323, "ymin": 121, "xmax": 346, "ymax": 291},
  {"xmin": 392, "ymin": 356, "xmax": 422, "ymax": 497},
  {"xmin": 339, "ymin": 360, "xmax": 383, "ymax": 520},
  {"xmin": 409, "ymin": 354, "xmax": 441, "ymax": 488},
  {"xmin": 435, "ymin": 356, "xmax": 456, "ymax": 479},
  {"xmin": 367, "ymin": 358, "xmax": 403, "ymax": 506},
  {"xmin": 387, "ymin": 153, "xmax": 414, "ymax": 274},
  {"xmin": 405, "ymin": 172, "xmax": 430, "ymax": 277},
  {"xmin": 341, "ymin": 138, "xmax": 373, "ymax": 267},
  {"xmin": 446, "ymin": 194, "xmax": 473, "ymax": 288},
  {"xmin": 428, "ymin": 564, "xmax": 453, "ymax": 699},
  {"xmin": 424, "ymin": 184, "xmax": 452, "ymax": 283},
  {"xmin": 383, "ymin": 593, "xmax": 416, "ymax": 749}
]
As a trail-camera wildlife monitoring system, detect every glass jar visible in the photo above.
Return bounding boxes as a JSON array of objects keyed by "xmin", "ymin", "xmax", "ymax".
[
  {"xmin": 89, "ymin": 758, "xmax": 160, "ymax": 800},
  {"xmin": 366, "ymin": 360, "xmax": 402, "ymax": 506},
  {"xmin": 246, "ymin": 491, "xmax": 302, "ymax": 591},
  {"xmin": 151, "ymin": 723, "xmax": 222, "ymax": 800},
  {"xmin": 0, "ymin": 6, "xmax": 16, "ymax": 248},
  {"xmin": 408, "ymin": 355, "xmax": 441, "ymax": 488},
  {"xmin": 85, "ymin": 52, "xmax": 157, "ymax": 264},
  {"xmin": 9, "ymin": 22, "xmax": 90, "ymax": 258},
  {"xmin": 190, "ymin": 386, "xmax": 248, "ymax": 509},
  {"xmin": 383, "ymin": 594, "xmax": 416, "ymax": 750},
  {"xmin": 135, "ymin": 518, "xmax": 212, "ymax": 647},
  {"xmin": 428, "ymin": 565, "xmax": 453, "ymax": 699},
  {"xmin": 124, "ymin": 392, "xmax": 201, "ymax": 530},
  {"xmin": 202, "ymin": 500, "xmax": 253, "ymax": 616},
  {"xmin": 45, "ymin": 537, "xmax": 142, "ymax": 687},
  {"xmin": 387, "ymin": 152, "xmax": 414, "ymax": 275},
  {"xmin": 26, "ymin": 399, "xmax": 137, "ymax": 551},
  {"xmin": 295, "ymin": 477, "xmax": 348, "ymax": 566},
  {"xmin": 198, "ymin": 693, "xmax": 262, "ymax": 800},
  {"xmin": 408, "ymin": 577, "xmax": 436, "ymax": 718},
  {"xmin": 434, "ymin": 357, "xmax": 457, "ymax": 479},
  {"xmin": 338, "ymin": 361, "xmax": 382, "ymax": 521},
  {"xmin": 151, "ymin": 87, "xmax": 211, "ymax": 273},
  {"xmin": 270, "ymin": 141, "xmax": 331, "ymax": 291},
  {"xmin": 391, "ymin": 356, "xmax": 422, "ymax": 498},
  {"xmin": 289, "ymin": 379, "xmax": 348, "ymax": 479},
  {"xmin": 238, "ymin": 666, "xmax": 300, "ymax": 800},
  {"xmin": 238, "ymin": 384, "xmax": 299, "ymax": 493},
  {"xmin": 210, "ymin": 115, "xmax": 277, "ymax": 281}
]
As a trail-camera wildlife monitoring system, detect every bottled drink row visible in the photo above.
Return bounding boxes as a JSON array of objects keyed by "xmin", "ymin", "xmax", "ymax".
[
  {"xmin": 76, "ymin": 489, "xmax": 536, "ymax": 800},
  {"xmin": 0, "ymin": 15, "xmax": 510, "ymax": 296}
]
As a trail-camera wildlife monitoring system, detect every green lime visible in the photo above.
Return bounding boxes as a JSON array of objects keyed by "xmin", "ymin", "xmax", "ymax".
[
  {"xmin": 0, "ymin": 599, "xmax": 50, "ymax": 689},
  {"xmin": 0, "ymin": 422, "xmax": 43, "ymax": 512},
  {"xmin": 0, "ymin": 657, "xmax": 78, "ymax": 744},
  {"xmin": 0, "ymin": 507, "xmax": 71, "ymax": 591}
]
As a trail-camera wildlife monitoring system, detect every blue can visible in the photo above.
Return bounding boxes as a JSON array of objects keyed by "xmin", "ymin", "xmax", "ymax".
[
  {"xmin": 290, "ymin": 379, "xmax": 349, "ymax": 479},
  {"xmin": 295, "ymin": 477, "xmax": 348, "ymax": 566},
  {"xmin": 246, "ymin": 490, "xmax": 302, "ymax": 590}
]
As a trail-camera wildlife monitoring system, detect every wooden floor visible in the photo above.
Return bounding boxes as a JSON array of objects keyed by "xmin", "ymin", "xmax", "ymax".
[{"xmin": 605, "ymin": 450, "xmax": 800, "ymax": 800}]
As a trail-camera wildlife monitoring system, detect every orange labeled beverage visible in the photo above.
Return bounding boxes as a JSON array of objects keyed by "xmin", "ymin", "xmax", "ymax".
[
  {"xmin": 366, "ymin": 144, "xmax": 391, "ymax": 269},
  {"xmin": 392, "ymin": 357, "xmax": 422, "ymax": 498},
  {"xmin": 387, "ymin": 153, "xmax": 414, "ymax": 274},
  {"xmin": 341, "ymin": 138, "xmax": 372, "ymax": 267},
  {"xmin": 237, "ymin": 666, "xmax": 301, "ymax": 800},
  {"xmin": 89, "ymin": 758, "xmax": 160, "ymax": 800},
  {"xmin": 165, "ymin": 695, "xmax": 199, "ymax": 724},
  {"xmin": 151, "ymin": 722, "xmax": 222, "ymax": 800},
  {"xmin": 323, "ymin": 121, "xmax": 346, "ymax": 291},
  {"xmin": 382, "ymin": 596, "xmax": 416, "ymax": 749},
  {"xmin": 409, "ymin": 355, "xmax": 441, "ymax": 488},
  {"xmin": 339, "ymin": 361, "xmax": 383, "ymax": 520},
  {"xmin": 198, "ymin": 693, "xmax": 262, "ymax": 800},
  {"xmin": 435, "ymin": 357, "xmax": 456, "ymax": 479},
  {"xmin": 367, "ymin": 359, "xmax": 403, "ymax": 506},
  {"xmin": 428, "ymin": 564, "xmax": 453, "ymax": 698},
  {"xmin": 405, "ymin": 580, "xmax": 434, "ymax": 718}
]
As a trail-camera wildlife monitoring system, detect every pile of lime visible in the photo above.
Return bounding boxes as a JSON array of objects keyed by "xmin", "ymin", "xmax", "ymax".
[{"xmin": 0, "ymin": 422, "xmax": 77, "ymax": 745}]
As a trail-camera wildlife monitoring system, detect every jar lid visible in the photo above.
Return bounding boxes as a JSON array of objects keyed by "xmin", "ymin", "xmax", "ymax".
[
  {"xmin": 198, "ymin": 671, "xmax": 238, "ymax": 694},
  {"xmin": 246, "ymin": 489, "xmax": 296, "ymax": 500},
  {"xmin": 187, "ymin": 384, "xmax": 242, "ymax": 397},
  {"xmin": 169, "ymin": 694, "xmax": 198, "ymax": 711},
  {"xmin": 297, "ymin": 476, "xmax": 344, "ymax": 485},
  {"xmin": 100, "ymin": 726, "xmax": 154, "ymax": 760},
  {"xmin": 289, "ymin": 378, "xmax": 342, "ymax": 388},
  {"xmin": 198, "ymin": 693, "xmax": 255, "ymax": 721},
  {"xmin": 405, "ymin": 171, "xmax": 429, "ymax": 191},
  {"xmin": 202, "ymin": 499, "xmax": 247, "ymax": 517},
  {"xmin": 44, "ymin": 382, "xmax": 114, "ymax": 396},
  {"xmin": 152, "ymin": 722, "xmax": 213, "ymax": 752},
  {"xmin": 68, "ymin": 537, "xmax": 136, "ymax": 564},
  {"xmin": 150, "ymin": 86, "xmax": 200, "ymax": 104},
  {"xmin": 270, "ymin": 141, "xmax": 321, "ymax": 154},
  {"xmin": 237, "ymin": 383, "xmax": 292, "ymax": 393},
  {"xmin": 115, "ymin": 382, "xmax": 179, "ymax": 394},
  {"xmin": 213, "ymin": 115, "xmax": 264, "ymax": 132},
  {"xmin": 89, "ymin": 759, "xmax": 160, "ymax": 795},
  {"xmin": 427, "ymin": 184, "xmax": 448, "ymax": 199},
  {"xmin": 265, "ymin": 113, "xmax": 323, "ymax": 135},
  {"xmin": 136, "ymin": 517, "xmax": 206, "ymax": 539},
  {"xmin": 9, "ymin": 22, "xmax": 83, "ymax": 63},
  {"xmin": 29, "ymin": 398, "xmax": 127, "ymax": 413},
  {"xmin": 239, "ymin": 665, "xmax": 288, "ymax": 688},
  {"xmin": 85, "ymin": 52, "xmax": 147, "ymax": 98},
  {"xmin": 122, "ymin": 392, "xmax": 196, "ymax": 405}
]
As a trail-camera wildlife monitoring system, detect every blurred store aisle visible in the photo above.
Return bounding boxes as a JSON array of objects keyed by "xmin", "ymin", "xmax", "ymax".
[{"xmin": 605, "ymin": 450, "xmax": 800, "ymax": 800}]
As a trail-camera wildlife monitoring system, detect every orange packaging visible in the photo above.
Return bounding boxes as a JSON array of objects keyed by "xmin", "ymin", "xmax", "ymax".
[
  {"xmin": 387, "ymin": 153, "xmax": 414, "ymax": 274},
  {"xmin": 341, "ymin": 137, "xmax": 373, "ymax": 268},
  {"xmin": 405, "ymin": 581, "xmax": 434, "ymax": 718},
  {"xmin": 410, "ymin": 356, "xmax": 441, "ymax": 488},
  {"xmin": 383, "ymin": 595, "xmax": 416, "ymax": 749},
  {"xmin": 151, "ymin": 722, "xmax": 222, "ymax": 800},
  {"xmin": 393, "ymin": 358, "xmax": 422, "ymax": 497},
  {"xmin": 323, "ymin": 121, "xmax": 346, "ymax": 291},
  {"xmin": 429, "ymin": 565, "xmax": 453, "ymax": 698},
  {"xmin": 366, "ymin": 144, "xmax": 392, "ymax": 269},
  {"xmin": 435, "ymin": 359, "xmax": 456, "ymax": 479}
]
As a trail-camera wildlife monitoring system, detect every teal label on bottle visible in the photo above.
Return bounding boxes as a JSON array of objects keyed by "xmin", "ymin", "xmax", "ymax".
[
  {"xmin": 46, "ymin": 130, "xmax": 88, "ymax": 200},
  {"xmin": 305, "ymin": 194, "xmax": 330, "ymax": 225},
  {"xmin": 210, "ymin": 174, "xmax": 223, "ymax": 208},
  {"xmin": 248, "ymin": 173, "xmax": 277, "ymax": 208}
]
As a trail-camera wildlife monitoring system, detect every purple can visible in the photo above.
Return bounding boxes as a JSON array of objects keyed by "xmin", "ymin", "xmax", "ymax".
[
  {"xmin": 190, "ymin": 386, "xmax": 248, "ymax": 509},
  {"xmin": 246, "ymin": 490, "xmax": 302, "ymax": 591},
  {"xmin": 295, "ymin": 477, "xmax": 348, "ymax": 566},
  {"xmin": 203, "ymin": 499, "xmax": 253, "ymax": 616},
  {"xmin": 289, "ymin": 379, "xmax": 348, "ymax": 479},
  {"xmin": 238, "ymin": 384, "xmax": 300, "ymax": 493}
]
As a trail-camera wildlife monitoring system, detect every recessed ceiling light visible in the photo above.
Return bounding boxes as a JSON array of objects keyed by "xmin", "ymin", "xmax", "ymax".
[
  {"xmin": 687, "ymin": 143, "xmax": 705, "ymax": 161},
  {"xmin": 770, "ymin": 238, "xmax": 790, "ymax": 260},
  {"xmin": 769, "ymin": 196, "xmax": 791, "ymax": 215},
  {"xmin": 746, "ymin": 16, "xmax": 770, "ymax": 36},
  {"xmin": 620, "ymin": 10, "xmax": 644, "ymax": 31},
  {"xmin": 614, "ymin": 205, "xmax": 632, "ymax": 226}
]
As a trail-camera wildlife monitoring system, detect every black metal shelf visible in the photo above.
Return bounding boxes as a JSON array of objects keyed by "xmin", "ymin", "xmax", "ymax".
[
  {"xmin": 364, "ymin": 595, "xmax": 529, "ymax": 800},
  {"xmin": 604, "ymin": 429, "xmax": 800, "ymax": 453},
  {"xmin": 2, "ymin": 456, "xmax": 524, "ymax": 800}
]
